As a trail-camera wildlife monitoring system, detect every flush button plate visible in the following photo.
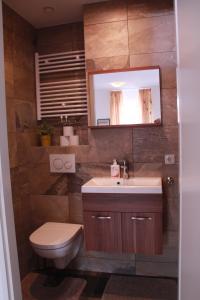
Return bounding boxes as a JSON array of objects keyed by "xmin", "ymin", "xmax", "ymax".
[{"xmin": 50, "ymin": 154, "xmax": 75, "ymax": 173}]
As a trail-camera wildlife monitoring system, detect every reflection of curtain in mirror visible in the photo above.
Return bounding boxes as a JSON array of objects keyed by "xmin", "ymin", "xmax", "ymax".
[
  {"xmin": 139, "ymin": 88, "xmax": 152, "ymax": 123},
  {"xmin": 110, "ymin": 91, "xmax": 123, "ymax": 125}
]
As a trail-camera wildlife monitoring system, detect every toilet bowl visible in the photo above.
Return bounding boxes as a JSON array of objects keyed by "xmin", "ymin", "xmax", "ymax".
[{"xmin": 29, "ymin": 222, "xmax": 83, "ymax": 269}]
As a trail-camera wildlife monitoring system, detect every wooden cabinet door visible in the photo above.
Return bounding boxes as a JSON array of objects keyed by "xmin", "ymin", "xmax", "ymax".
[
  {"xmin": 122, "ymin": 212, "xmax": 162, "ymax": 255},
  {"xmin": 83, "ymin": 211, "xmax": 122, "ymax": 252}
]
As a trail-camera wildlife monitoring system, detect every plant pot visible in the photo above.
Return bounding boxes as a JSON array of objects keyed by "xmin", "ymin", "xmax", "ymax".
[{"xmin": 40, "ymin": 134, "xmax": 51, "ymax": 147}]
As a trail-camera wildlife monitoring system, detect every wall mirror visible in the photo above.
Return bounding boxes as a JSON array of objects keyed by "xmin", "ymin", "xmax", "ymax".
[{"xmin": 88, "ymin": 67, "xmax": 161, "ymax": 127}]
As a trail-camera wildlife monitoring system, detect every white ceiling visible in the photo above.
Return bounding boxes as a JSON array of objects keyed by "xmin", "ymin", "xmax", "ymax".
[
  {"xmin": 93, "ymin": 69, "xmax": 160, "ymax": 90},
  {"xmin": 3, "ymin": 0, "xmax": 108, "ymax": 28}
]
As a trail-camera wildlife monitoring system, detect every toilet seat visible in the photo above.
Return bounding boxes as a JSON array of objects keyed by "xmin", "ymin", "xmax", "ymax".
[{"xmin": 29, "ymin": 222, "xmax": 83, "ymax": 250}]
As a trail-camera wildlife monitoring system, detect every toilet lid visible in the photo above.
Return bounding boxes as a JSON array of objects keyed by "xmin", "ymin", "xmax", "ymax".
[{"xmin": 29, "ymin": 222, "xmax": 83, "ymax": 250}]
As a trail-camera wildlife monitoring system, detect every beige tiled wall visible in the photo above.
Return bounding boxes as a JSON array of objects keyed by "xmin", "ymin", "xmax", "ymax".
[
  {"xmin": 3, "ymin": 4, "xmax": 37, "ymax": 278},
  {"xmin": 30, "ymin": 195, "xmax": 69, "ymax": 229}
]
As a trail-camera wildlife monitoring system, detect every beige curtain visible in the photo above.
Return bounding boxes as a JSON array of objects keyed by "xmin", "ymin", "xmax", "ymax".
[
  {"xmin": 139, "ymin": 88, "xmax": 152, "ymax": 123},
  {"xmin": 110, "ymin": 91, "xmax": 123, "ymax": 125}
]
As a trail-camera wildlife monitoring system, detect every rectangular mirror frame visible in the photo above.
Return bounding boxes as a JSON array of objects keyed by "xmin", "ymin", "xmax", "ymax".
[{"xmin": 87, "ymin": 66, "xmax": 162, "ymax": 129}]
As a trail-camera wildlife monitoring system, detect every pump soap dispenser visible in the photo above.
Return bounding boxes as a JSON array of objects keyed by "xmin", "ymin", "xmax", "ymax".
[{"xmin": 111, "ymin": 159, "xmax": 120, "ymax": 178}]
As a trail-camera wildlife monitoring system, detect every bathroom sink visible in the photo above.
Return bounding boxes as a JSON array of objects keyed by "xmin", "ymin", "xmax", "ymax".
[{"xmin": 81, "ymin": 177, "xmax": 162, "ymax": 194}]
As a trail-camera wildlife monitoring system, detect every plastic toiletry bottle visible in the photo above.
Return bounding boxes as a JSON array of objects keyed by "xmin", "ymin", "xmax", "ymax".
[{"xmin": 111, "ymin": 159, "xmax": 120, "ymax": 178}]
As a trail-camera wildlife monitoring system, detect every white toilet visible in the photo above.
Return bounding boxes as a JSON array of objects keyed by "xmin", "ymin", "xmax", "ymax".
[{"xmin": 29, "ymin": 222, "xmax": 83, "ymax": 269}]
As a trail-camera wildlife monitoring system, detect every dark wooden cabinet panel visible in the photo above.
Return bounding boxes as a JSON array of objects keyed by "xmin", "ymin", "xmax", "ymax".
[
  {"xmin": 122, "ymin": 213, "xmax": 137, "ymax": 253},
  {"xmin": 82, "ymin": 193, "xmax": 162, "ymax": 213},
  {"xmin": 83, "ymin": 211, "xmax": 122, "ymax": 252},
  {"xmin": 82, "ymin": 193, "xmax": 163, "ymax": 255},
  {"xmin": 122, "ymin": 212, "xmax": 162, "ymax": 255}
]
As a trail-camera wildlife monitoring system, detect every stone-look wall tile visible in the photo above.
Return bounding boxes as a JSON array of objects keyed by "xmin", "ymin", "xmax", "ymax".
[
  {"xmin": 30, "ymin": 145, "xmax": 91, "ymax": 166},
  {"xmin": 136, "ymin": 261, "xmax": 178, "ymax": 278},
  {"xmin": 130, "ymin": 52, "xmax": 176, "ymax": 88},
  {"xmin": 2, "ymin": 3, "xmax": 14, "ymax": 31},
  {"xmin": 86, "ymin": 55, "xmax": 130, "ymax": 72},
  {"xmin": 76, "ymin": 240, "xmax": 136, "ymax": 272},
  {"xmin": 45, "ymin": 175, "xmax": 69, "ymax": 196},
  {"xmin": 70, "ymin": 256, "xmax": 135, "ymax": 275},
  {"xmin": 164, "ymin": 168, "xmax": 179, "ymax": 231},
  {"xmin": 162, "ymin": 164, "xmax": 179, "ymax": 231},
  {"xmin": 128, "ymin": 15, "xmax": 176, "ymax": 55},
  {"xmin": 3, "ymin": 29, "xmax": 14, "ymax": 99},
  {"xmin": 136, "ymin": 247, "xmax": 178, "ymax": 264},
  {"xmin": 65, "ymin": 146, "xmax": 91, "ymax": 164},
  {"xmin": 133, "ymin": 162, "xmax": 179, "ymax": 232},
  {"xmin": 37, "ymin": 23, "xmax": 84, "ymax": 54},
  {"xmin": 164, "ymin": 231, "xmax": 179, "ymax": 249},
  {"xmin": 88, "ymin": 128, "xmax": 133, "ymax": 163},
  {"xmin": 128, "ymin": 0, "xmax": 174, "ymax": 20},
  {"xmin": 11, "ymin": 167, "xmax": 30, "ymax": 204},
  {"xmin": 8, "ymin": 133, "xmax": 18, "ymax": 168},
  {"xmin": 69, "ymin": 193, "xmax": 83, "ymax": 224},
  {"xmin": 76, "ymin": 163, "xmax": 110, "ymax": 181},
  {"xmin": 30, "ymin": 195, "xmax": 69, "ymax": 229},
  {"xmin": 13, "ymin": 195, "xmax": 31, "ymax": 243},
  {"xmin": 163, "ymin": 193, "xmax": 179, "ymax": 231},
  {"xmin": 165, "ymin": 197, "xmax": 179, "ymax": 231},
  {"xmin": 85, "ymin": 251, "xmax": 135, "ymax": 261},
  {"xmin": 11, "ymin": 10, "xmax": 35, "ymax": 41},
  {"xmin": 32, "ymin": 146, "xmax": 66, "ymax": 164},
  {"xmin": 16, "ymin": 133, "xmax": 35, "ymax": 166},
  {"xmin": 30, "ymin": 146, "xmax": 66, "ymax": 165},
  {"xmin": 4, "ymin": 60, "xmax": 14, "ymax": 98},
  {"xmin": 13, "ymin": 64, "xmax": 36, "ymax": 102},
  {"xmin": 84, "ymin": 1, "xmax": 127, "ymax": 25},
  {"xmin": 67, "ymin": 173, "xmax": 84, "ymax": 194},
  {"xmin": 68, "ymin": 163, "xmax": 111, "ymax": 193},
  {"xmin": 29, "ymin": 163, "xmax": 50, "ymax": 195},
  {"xmin": 133, "ymin": 164, "xmax": 179, "ymax": 232},
  {"xmin": 6, "ymin": 98, "xmax": 16, "ymax": 132},
  {"xmin": 17, "ymin": 242, "xmax": 33, "ymax": 279},
  {"xmin": 12, "ymin": 34, "xmax": 35, "ymax": 71},
  {"xmin": 4, "ymin": 3, "xmax": 37, "ymax": 279},
  {"xmin": 133, "ymin": 162, "xmax": 162, "ymax": 177},
  {"xmin": 162, "ymin": 89, "xmax": 178, "ymax": 125},
  {"xmin": 15, "ymin": 100, "xmax": 36, "ymax": 131},
  {"xmin": 133, "ymin": 126, "xmax": 178, "ymax": 163},
  {"xmin": 163, "ymin": 164, "xmax": 179, "ymax": 199},
  {"xmin": 29, "ymin": 163, "xmax": 68, "ymax": 195},
  {"xmin": 136, "ymin": 231, "xmax": 178, "ymax": 264},
  {"xmin": 161, "ymin": 126, "xmax": 179, "ymax": 161},
  {"xmin": 84, "ymin": 21, "xmax": 129, "ymax": 59},
  {"xmin": 7, "ymin": 99, "xmax": 37, "ymax": 135}
]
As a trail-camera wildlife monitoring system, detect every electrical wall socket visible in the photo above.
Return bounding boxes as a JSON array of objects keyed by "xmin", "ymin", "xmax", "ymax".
[{"xmin": 165, "ymin": 154, "xmax": 175, "ymax": 165}]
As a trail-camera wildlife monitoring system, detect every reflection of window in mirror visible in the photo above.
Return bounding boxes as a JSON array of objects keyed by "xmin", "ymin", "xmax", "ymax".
[
  {"xmin": 110, "ymin": 88, "xmax": 153, "ymax": 125},
  {"xmin": 90, "ymin": 68, "xmax": 161, "ymax": 127}
]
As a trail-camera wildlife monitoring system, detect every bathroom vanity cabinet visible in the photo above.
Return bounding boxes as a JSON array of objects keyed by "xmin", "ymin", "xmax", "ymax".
[{"xmin": 82, "ymin": 193, "xmax": 163, "ymax": 255}]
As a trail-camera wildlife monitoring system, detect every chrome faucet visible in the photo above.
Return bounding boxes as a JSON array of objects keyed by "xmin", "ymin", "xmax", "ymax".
[{"xmin": 120, "ymin": 160, "xmax": 129, "ymax": 179}]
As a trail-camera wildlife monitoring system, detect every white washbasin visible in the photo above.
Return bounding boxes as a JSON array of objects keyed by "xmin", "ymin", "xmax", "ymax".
[{"xmin": 81, "ymin": 177, "xmax": 162, "ymax": 194}]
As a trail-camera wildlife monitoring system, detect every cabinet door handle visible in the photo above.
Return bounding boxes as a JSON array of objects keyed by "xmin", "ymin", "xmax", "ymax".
[
  {"xmin": 131, "ymin": 217, "xmax": 152, "ymax": 221},
  {"xmin": 91, "ymin": 216, "xmax": 111, "ymax": 220}
]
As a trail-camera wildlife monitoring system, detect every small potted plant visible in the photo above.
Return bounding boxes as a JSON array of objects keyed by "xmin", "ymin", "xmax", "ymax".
[{"xmin": 38, "ymin": 121, "xmax": 54, "ymax": 147}]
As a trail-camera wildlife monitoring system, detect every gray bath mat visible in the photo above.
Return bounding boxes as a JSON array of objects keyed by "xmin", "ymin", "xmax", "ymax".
[
  {"xmin": 102, "ymin": 275, "xmax": 177, "ymax": 300},
  {"xmin": 22, "ymin": 272, "xmax": 87, "ymax": 300}
]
